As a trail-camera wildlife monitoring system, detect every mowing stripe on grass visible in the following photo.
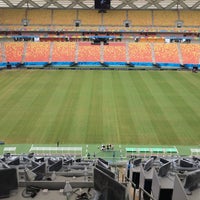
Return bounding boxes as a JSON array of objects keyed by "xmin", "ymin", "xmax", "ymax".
[{"xmin": 0, "ymin": 70, "xmax": 199, "ymax": 145}]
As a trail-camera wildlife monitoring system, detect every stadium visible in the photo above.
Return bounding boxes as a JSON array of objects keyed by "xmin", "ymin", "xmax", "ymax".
[{"xmin": 0, "ymin": 0, "xmax": 200, "ymax": 200}]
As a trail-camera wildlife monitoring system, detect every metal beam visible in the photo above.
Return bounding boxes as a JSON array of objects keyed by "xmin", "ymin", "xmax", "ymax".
[
  {"xmin": 42, "ymin": 2, "xmax": 51, "ymax": 8},
  {"xmin": 192, "ymin": 1, "xmax": 200, "ymax": 9},
  {"xmin": 140, "ymin": 2, "xmax": 153, "ymax": 9},
  {"xmin": 52, "ymin": 2, "xmax": 65, "ymax": 9},
  {"xmin": 1, "ymin": 0, "xmax": 14, "ymax": 7},
  {"xmin": 165, "ymin": 1, "xmax": 178, "ymax": 9},
  {"xmin": 0, "ymin": 0, "xmax": 200, "ymax": 9},
  {"xmin": 178, "ymin": 1, "xmax": 189, "ymax": 9},
  {"xmin": 149, "ymin": 0, "xmax": 163, "ymax": 9},
  {"xmin": 115, "ymin": 0, "xmax": 138, "ymax": 9},
  {"xmin": 16, "ymin": 0, "xmax": 27, "ymax": 8}
]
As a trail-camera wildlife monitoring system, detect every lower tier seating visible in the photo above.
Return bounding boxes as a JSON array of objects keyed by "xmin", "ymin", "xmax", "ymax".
[
  {"xmin": 0, "ymin": 42, "xmax": 199, "ymax": 66},
  {"xmin": 180, "ymin": 44, "xmax": 200, "ymax": 64},
  {"xmin": 129, "ymin": 43, "xmax": 152, "ymax": 63},
  {"xmin": 154, "ymin": 43, "xmax": 180, "ymax": 63},
  {"xmin": 52, "ymin": 42, "xmax": 76, "ymax": 62},
  {"xmin": 5, "ymin": 42, "xmax": 24, "ymax": 62},
  {"xmin": 78, "ymin": 42, "xmax": 101, "ymax": 62},
  {"xmin": 25, "ymin": 42, "xmax": 51, "ymax": 62},
  {"xmin": 104, "ymin": 43, "xmax": 126, "ymax": 62}
]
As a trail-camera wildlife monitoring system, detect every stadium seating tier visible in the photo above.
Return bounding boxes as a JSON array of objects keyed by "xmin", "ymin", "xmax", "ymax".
[
  {"xmin": 52, "ymin": 10, "xmax": 76, "ymax": 25},
  {"xmin": 78, "ymin": 10, "xmax": 101, "ymax": 25},
  {"xmin": 153, "ymin": 10, "xmax": 178, "ymax": 26},
  {"xmin": 103, "ymin": 10, "xmax": 126, "ymax": 26},
  {"xmin": 0, "ymin": 41, "xmax": 199, "ymax": 65},
  {"xmin": 180, "ymin": 44, "xmax": 200, "ymax": 64},
  {"xmin": 103, "ymin": 43, "xmax": 126, "ymax": 62},
  {"xmin": 25, "ymin": 42, "xmax": 51, "ymax": 62},
  {"xmin": 27, "ymin": 9, "xmax": 52, "ymax": 25},
  {"xmin": 179, "ymin": 11, "xmax": 200, "ymax": 26},
  {"xmin": 52, "ymin": 42, "xmax": 76, "ymax": 62},
  {"xmin": 154, "ymin": 43, "xmax": 179, "ymax": 63},
  {"xmin": 128, "ymin": 10, "xmax": 152, "ymax": 26},
  {"xmin": 78, "ymin": 42, "xmax": 101, "ymax": 62},
  {"xmin": 0, "ymin": 9, "xmax": 25, "ymax": 25},
  {"xmin": 4, "ymin": 42, "xmax": 24, "ymax": 62},
  {"xmin": 129, "ymin": 43, "xmax": 153, "ymax": 62}
]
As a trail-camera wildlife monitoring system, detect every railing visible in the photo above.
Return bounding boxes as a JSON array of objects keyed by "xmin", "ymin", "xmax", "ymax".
[
  {"xmin": 125, "ymin": 176, "xmax": 137, "ymax": 200},
  {"xmin": 125, "ymin": 176, "xmax": 157, "ymax": 200},
  {"xmin": 139, "ymin": 187, "xmax": 156, "ymax": 200}
]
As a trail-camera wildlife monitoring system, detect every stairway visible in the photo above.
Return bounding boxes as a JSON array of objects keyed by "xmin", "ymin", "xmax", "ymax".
[
  {"xmin": 125, "ymin": 41, "xmax": 129, "ymax": 63},
  {"xmin": 1, "ymin": 42, "xmax": 6, "ymax": 62},
  {"xmin": 22, "ymin": 42, "xmax": 28, "ymax": 63},
  {"xmin": 100, "ymin": 42, "xmax": 104, "ymax": 63},
  {"xmin": 150, "ymin": 43, "xmax": 156, "ymax": 63},
  {"xmin": 75, "ymin": 42, "xmax": 79, "ymax": 63},
  {"xmin": 177, "ymin": 43, "xmax": 183, "ymax": 65},
  {"xmin": 49, "ymin": 42, "xmax": 54, "ymax": 63}
]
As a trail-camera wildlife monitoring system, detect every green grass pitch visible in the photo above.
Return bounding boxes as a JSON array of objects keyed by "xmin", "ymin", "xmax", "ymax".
[{"xmin": 0, "ymin": 69, "xmax": 199, "ymax": 146}]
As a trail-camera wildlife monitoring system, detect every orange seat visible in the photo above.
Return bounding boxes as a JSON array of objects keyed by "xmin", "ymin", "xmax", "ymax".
[
  {"xmin": 104, "ymin": 43, "xmax": 126, "ymax": 62},
  {"xmin": 129, "ymin": 43, "xmax": 152, "ymax": 62},
  {"xmin": 52, "ymin": 42, "xmax": 76, "ymax": 62},
  {"xmin": 154, "ymin": 43, "xmax": 179, "ymax": 63},
  {"xmin": 180, "ymin": 44, "xmax": 200, "ymax": 64},
  {"xmin": 5, "ymin": 42, "xmax": 24, "ymax": 62},
  {"xmin": 25, "ymin": 42, "xmax": 50, "ymax": 62},
  {"xmin": 78, "ymin": 42, "xmax": 100, "ymax": 62}
]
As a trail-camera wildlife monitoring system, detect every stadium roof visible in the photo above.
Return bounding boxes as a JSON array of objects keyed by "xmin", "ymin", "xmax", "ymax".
[{"xmin": 0, "ymin": 0, "xmax": 200, "ymax": 9}]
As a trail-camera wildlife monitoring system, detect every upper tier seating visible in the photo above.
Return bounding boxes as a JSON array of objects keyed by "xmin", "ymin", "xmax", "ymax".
[
  {"xmin": 4, "ymin": 42, "xmax": 24, "ymax": 62},
  {"xmin": 0, "ymin": 8, "xmax": 199, "ymax": 30},
  {"xmin": 154, "ymin": 10, "xmax": 178, "ymax": 26},
  {"xmin": 52, "ymin": 42, "xmax": 76, "ymax": 62},
  {"xmin": 104, "ymin": 42, "xmax": 126, "ymax": 62},
  {"xmin": 129, "ymin": 43, "xmax": 152, "ymax": 62},
  {"xmin": 154, "ymin": 43, "xmax": 179, "ymax": 63},
  {"xmin": 179, "ymin": 11, "xmax": 200, "ymax": 26},
  {"xmin": 128, "ymin": 10, "xmax": 152, "ymax": 26},
  {"xmin": 52, "ymin": 10, "xmax": 76, "ymax": 25},
  {"xmin": 27, "ymin": 9, "xmax": 51, "ymax": 25},
  {"xmin": 0, "ymin": 9, "xmax": 25, "ymax": 25},
  {"xmin": 25, "ymin": 42, "xmax": 51, "ymax": 62},
  {"xmin": 180, "ymin": 44, "xmax": 200, "ymax": 64},
  {"xmin": 78, "ymin": 42, "xmax": 101, "ymax": 62},
  {"xmin": 103, "ymin": 10, "xmax": 126, "ymax": 26},
  {"xmin": 79, "ymin": 10, "xmax": 101, "ymax": 26}
]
